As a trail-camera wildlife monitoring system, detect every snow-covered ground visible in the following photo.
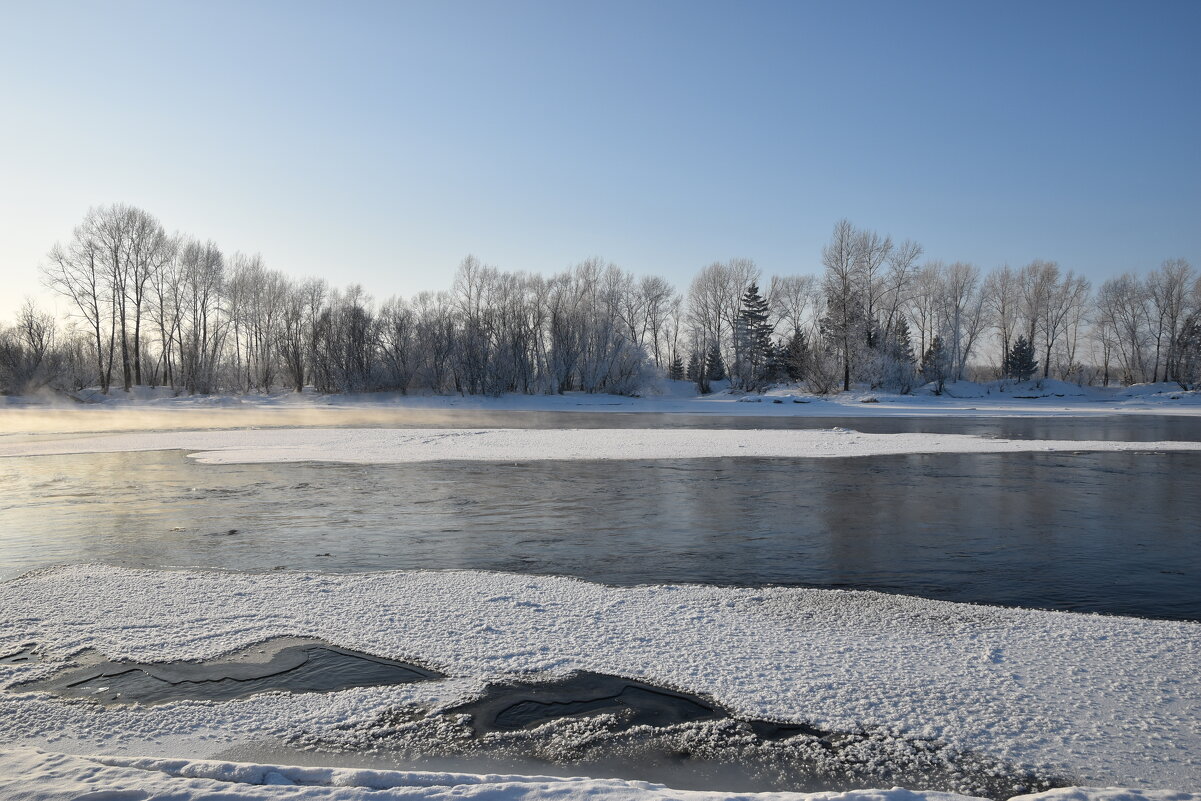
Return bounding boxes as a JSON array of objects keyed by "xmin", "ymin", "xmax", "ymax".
[
  {"xmin": 1, "ymin": 380, "xmax": 1199, "ymax": 426},
  {"xmin": 1, "ymin": 567, "xmax": 1199, "ymax": 799},
  {"xmin": 3, "ymin": 426, "xmax": 1201, "ymax": 463},
  {"xmin": 4, "ymin": 748, "xmax": 1197, "ymax": 801}
]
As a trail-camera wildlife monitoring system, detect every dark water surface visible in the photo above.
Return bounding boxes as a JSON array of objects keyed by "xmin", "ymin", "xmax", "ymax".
[
  {"xmin": 3, "ymin": 443, "xmax": 1198, "ymax": 620},
  {"xmin": 20, "ymin": 638, "xmax": 441, "ymax": 705}
]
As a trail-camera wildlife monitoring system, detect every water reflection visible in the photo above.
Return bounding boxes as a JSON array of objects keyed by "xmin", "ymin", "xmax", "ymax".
[{"xmin": 2, "ymin": 450, "xmax": 1198, "ymax": 620}]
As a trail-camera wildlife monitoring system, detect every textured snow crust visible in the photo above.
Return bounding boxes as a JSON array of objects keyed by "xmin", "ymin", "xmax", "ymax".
[
  {"xmin": 1, "ymin": 566, "xmax": 1198, "ymax": 793},
  {"xmin": 4, "ymin": 747, "xmax": 1198, "ymax": 801},
  {"xmin": 2, "ymin": 426, "xmax": 1201, "ymax": 464}
]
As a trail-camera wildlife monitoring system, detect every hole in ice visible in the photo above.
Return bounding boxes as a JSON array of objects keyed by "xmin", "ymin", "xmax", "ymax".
[
  {"xmin": 0, "ymin": 646, "xmax": 41, "ymax": 665},
  {"xmin": 292, "ymin": 671, "xmax": 1063, "ymax": 800},
  {"xmin": 16, "ymin": 637, "xmax": 442, "ymax": 705},
  {"xmin": 444, "ymin": 670, "xmax": 826, "ymax": 740}
]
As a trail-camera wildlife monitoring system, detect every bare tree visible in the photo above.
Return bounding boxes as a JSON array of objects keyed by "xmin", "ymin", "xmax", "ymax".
[
  {"xmin": 42, "ymin": 230, "xmax": 113, "ymax": 393},
  {"xmin": 854, "ymin": 228, "xmax": 894, "ymax": 342},
  {"xmin": 768, "ymin": 274, "xmax": 820, "ymax": 338},
  {"xmin": 121, "ymin": 207, "xmax": 171, "ymax": 386},
  {"xmin": 1097, "ymin": 274, "xmax": 1150, "ymax": 383},
  {"xmin": 1038, "ymin": 269, "xmax": 1090, "ymax": 379},
  {"xmin": 0, "ymin": 301, "xmax": 59, "ymax": 393},
  {"xmin": 821, "ymin": 219, "xmax": 864, "ymax": 391},
  {"xmin": 982, "ymin": 265, "xmax": 1020, "ymax": 375},
  {"xmin": 1146, "ymin": 259, "xmax": 1194, "ymax": 382},
  {"xmin": 937, "ymin": 262, "xmax": 986, "ymax": 381},
  {"xmin": 878, "ymin": 239, "xmax": 923, "ymax": 336}
]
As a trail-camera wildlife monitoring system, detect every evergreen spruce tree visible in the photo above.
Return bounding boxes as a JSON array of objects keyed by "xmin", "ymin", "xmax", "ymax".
[
  {"xmin": 734, "ymin": 283, "xmax": 773, "ymax": 390},
  {"xmin": 784, "ymin": 329, "xmax": 809, "ymax": 382},
  {"xmin": 668, "ymin": 354, "xmax": 685, "ymax": 381},
  {"xmin": 865, "ymin": 318, "xmax": 885, "ymax": 352},
  {"xmin": 1007, "ymin": 335, "xmax": 1038, "ymax": 381},
  {"xmin": 706, "ymin": 341, "xmax": 725, "ymax": 382},
  {"xmin": 882, "ymin": 315, "xmax": 917, "ymax": 393},
  {"xmin": 891, "ymin": 316, "xmax": 915, "ymax": 366},
  {"xmin": 920, "ymin": 335, "xmax": 951, "ymax": 394},
  {"xmin": 1173, "ymin": 318, "xmax": 1201, "ymax": 390},
  {"xmin": 763, "ymin": 340, "xmax": 785, "ymax": 384},
  {"xmin": 685, "ymin": 351, "xmax": 700, "ymax": 382}
]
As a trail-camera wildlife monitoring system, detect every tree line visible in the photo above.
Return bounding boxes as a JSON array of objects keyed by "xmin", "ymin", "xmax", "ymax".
[{"xmin": 2, "ymin": 204, "xmax": 1200, "ymax": 397}]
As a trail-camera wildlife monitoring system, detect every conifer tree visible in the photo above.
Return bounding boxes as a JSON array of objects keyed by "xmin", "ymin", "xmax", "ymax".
[
  {"xmin": 784, "ymin": 329, "xmax": 809, "ymax": 382},
  {"xmin": 763, "ymin": 340, "xmax": 786, "ymax": 384},
  {"xmin": 734, "ymin": 283, "xmax": 773, "ymax": 390},
  {"xmin": 891, "ymin": 316, "xmax": 915, "ymax": 367},
  {"xmin": 685, "ymin": 351, "xmax": 700, "ymax": 382},
  {"xmin": 1173, "ymin": 318, "xmax": 1201, "ymax": 390},
  {"xmin": 668, "ymin": 354, "xmax": 685, "ymax": 381},
  {"xmin": 706, "ymin": 341, "xmax": 725, "ymax": 382},
  {"xmin": 921, "ymin": 335, "xmax": 951, "ymax": 394},
  {"xmin": 881, "ymin": 315, "xmax": 916, "ymax": 392},
  {"xmin": 1006, "ymin": 335, "xmax": 1038, "ymax": 381}
]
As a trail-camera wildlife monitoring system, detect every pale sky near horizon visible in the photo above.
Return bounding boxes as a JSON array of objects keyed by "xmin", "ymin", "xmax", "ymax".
[{"xmin": 1, "ymin": 0, "xmax": 1199, "ymax": 322}]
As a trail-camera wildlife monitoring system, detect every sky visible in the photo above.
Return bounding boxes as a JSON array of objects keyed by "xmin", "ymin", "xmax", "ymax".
[{"xmin": 1, "ymin": 0, "xmax": 1199, "ymax": 321}]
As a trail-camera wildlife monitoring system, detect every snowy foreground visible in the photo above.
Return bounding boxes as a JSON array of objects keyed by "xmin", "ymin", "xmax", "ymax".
[
  {"xmin": 3, "ymin": 425, "xmax": 1201, "ymax": 464},
  {"xmin": 1, "ymin": 567, "xmax": 1199, "ymax": 798},
  {"xmin": 3, "ymin": 749, "xmax": 1198, "ymax": 801}
]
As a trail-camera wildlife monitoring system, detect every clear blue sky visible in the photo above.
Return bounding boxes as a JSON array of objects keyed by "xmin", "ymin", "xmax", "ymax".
[{"xmin": 2, "ymin": 0, "xmax": 1199, "ymax": 319}]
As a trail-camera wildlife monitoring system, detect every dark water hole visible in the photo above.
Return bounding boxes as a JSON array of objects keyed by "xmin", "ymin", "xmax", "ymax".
[
  {"xmin": 16, "ymin": 638, "xmax": 441, "ymax": 705},
  {"xmin": 253, "ymin": 669, "xmax": 1060, "ymax": 799}
]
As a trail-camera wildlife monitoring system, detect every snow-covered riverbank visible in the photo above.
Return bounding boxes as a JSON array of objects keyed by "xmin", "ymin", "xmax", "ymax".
[
  {"xmin": 1, "ymin": 381, "xmax": 1199, "ymax": 428},
  {"xmin": 1, "ymin": 567, "xmax": 1198, "ymax": 796}
]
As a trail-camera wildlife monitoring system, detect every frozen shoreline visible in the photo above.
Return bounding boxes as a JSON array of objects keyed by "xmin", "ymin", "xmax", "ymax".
[
  {"xmin": 1, "ymin": 380, "xmax": 1199, "ymax": 428},
  {"xmin": 1, "ymin": 566, "xmax": 1198, "ymax": 795}
]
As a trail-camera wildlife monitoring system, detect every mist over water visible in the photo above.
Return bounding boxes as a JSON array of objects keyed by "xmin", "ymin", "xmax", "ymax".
[{"xmin": 4, "ymin": 405, "xmax": 1201, "ymax": 439}]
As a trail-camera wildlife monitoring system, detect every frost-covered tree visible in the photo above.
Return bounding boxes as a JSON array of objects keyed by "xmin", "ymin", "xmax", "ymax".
[
  {"xmin": 821, "ymin": 220, "xmax": 864, "ymax": 392},
  {"xmin": 875, "ymin": 316, "xmax": 916, "ymax": 393},
  {"xmin": 0, "ymin": 301, "xmax": 63, "ymax": 394}
]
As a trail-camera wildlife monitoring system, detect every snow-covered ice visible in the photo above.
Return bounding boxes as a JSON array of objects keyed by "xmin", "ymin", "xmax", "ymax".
[
  {"xmin": 2, "ymin": 426, "xmax": 1201, "ymax": 463},
  {"xmin": 1, "ymin": 566, "xmax": 1198, "ymax": 796},
  {"xmin": 1, "ymin": 382, "xmax": 1200, "ymax": 439},
  {"xmin": 4, "ymin": 747, "xmax": 1198, "ymax": 801}
]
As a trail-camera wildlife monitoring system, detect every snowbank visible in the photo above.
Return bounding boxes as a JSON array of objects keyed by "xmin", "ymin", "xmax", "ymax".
[
  {"xmin": 915, "ymin": 380, "xmax": 1094, "ymax": 399},
  {"xmin": 2, "ymin": 426, "xmax": 1201, "ymax": 464},
  {"xmin": 1, "ymin": 567, "xmax": 1198, "ymax": 792},
  {"xmin": 3, "ymin": 748, "xmax": 1196, "ymax": 801},
  {"xmin": 2, "ymin": 382, "xmax": 1200, "ymax": 428}
]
